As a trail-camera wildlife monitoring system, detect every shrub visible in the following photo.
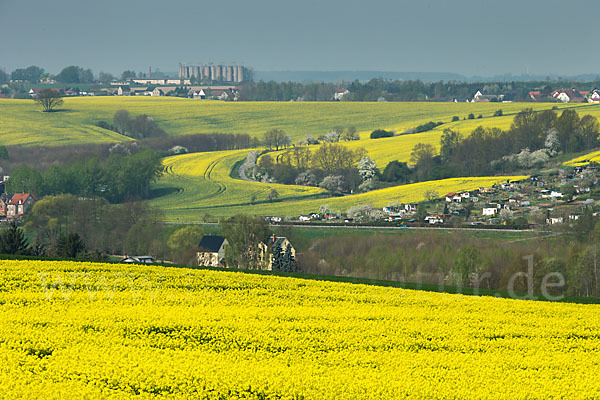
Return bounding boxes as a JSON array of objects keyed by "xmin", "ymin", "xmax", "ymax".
[
  {"xmin": 415, "ymin": 121, "xmax": 444, "ymax": 133},
  {"xmin": 370, "ymin": 129, "xmax": 394, "ymax": 139}
]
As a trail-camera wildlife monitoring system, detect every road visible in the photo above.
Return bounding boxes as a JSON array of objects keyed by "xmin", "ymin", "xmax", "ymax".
[{"xmin": 164, "ymin": 221, "xmax": 552, "ymax": 235}]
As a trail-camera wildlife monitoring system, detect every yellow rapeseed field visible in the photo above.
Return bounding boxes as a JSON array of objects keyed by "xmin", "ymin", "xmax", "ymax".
[
  {"xmin": 0, "ymin": 97, "xmax": 580, "ymax": 146},
  {"xmin": 149, "ymin": 150, "xmax": 326, "ymax": 221},
  {"xmin": 564, "ymin": 149, "xmax": 600, "ymax": 166},
  {"xmin": 1, "ymin": 259, "xmax": 599, "ymax": 399}
]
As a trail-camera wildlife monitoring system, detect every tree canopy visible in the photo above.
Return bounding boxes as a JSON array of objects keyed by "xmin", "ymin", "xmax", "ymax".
[{"xmin": 33, "ymin": 89, "xmax": 64, "ymax": 112}]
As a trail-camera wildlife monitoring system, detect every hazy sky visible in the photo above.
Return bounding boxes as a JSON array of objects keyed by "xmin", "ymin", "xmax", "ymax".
[{"xmin": 0, "ymin": 0, "xmax": 597, "ymax": 76}]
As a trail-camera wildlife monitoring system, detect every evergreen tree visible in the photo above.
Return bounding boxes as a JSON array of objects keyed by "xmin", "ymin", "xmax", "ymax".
[
  {"xmin": 283, "ymin": 243, "xmax": 297, "ymax": 272},
  {"xmin": 55, "ymin": 233, "xmax": 86, "ymax": 259},
  {"xmin": 0, "ymin": 222, "xmax": 29, "ymax": 255},
  {"xmin": 271, "ymin": 243, "xmax": 284, "ymax": 271}
]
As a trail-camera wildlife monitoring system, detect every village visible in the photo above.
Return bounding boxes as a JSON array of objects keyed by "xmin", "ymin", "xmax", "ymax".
[
  {"xmin": 16, "ymin": 85, "xmax": 600, "ymax": 104},
  {"xmin": 291, "ymin": 163, "xmax": 600, "ymax": 228}
]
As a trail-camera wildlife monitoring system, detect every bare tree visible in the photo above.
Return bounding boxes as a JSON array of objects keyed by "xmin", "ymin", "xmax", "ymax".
[
  {"xmin": 33, "ymin": 89, "xmax": 64, "ymax": 112},
  {"xmin": 263, "ymin": 129, "xmax": 288, "ymax": 150}
]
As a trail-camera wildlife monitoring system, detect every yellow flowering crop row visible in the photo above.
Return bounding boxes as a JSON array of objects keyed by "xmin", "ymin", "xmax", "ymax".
[
  {"xmin": 564, "ymin": 149, "xmax": 600, "ymax": 166},
  {"xmin": 150, "ymin": 147, "xmax": 525, "ymax": 220},
  {"xmin": 1, "ymin": 259, "xmax": 599, "ymax": 399}
]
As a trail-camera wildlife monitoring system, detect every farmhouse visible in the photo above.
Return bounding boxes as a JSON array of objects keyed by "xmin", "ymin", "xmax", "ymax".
[
  {"xmin": 444, "ymin": 192, "xmax": 462, "ymax": 203},
  {"xmin": 191, "ymin": 89, "xmax": 206, "ymax": 99},
  {"xmin": 588, "ymin": 89, "xmax": 600, "ymax": 103},
  {"xmin": 334, "ymin": 88, "xmax": 350, "ymax": 101},
  {"xmin": 7, "ymin": 193, "xmax": 36, "ymax": 217},
  {"xmin": 472, "ymin": 90, "xmax": 503, "ymax": 102},
  {"xmin": 551, "ymin": 89, "xmax": 585, "ymax": 103},
  {"xmin": 258, "ymin": 235, "xmax": 296, "ymax": 270},
  {"xmin": 197, "ymin": 235, "xmax": 228, "ymax": 267},
  {"xmin": 0, "ymin": 194, "xmax": 12, "ymax": 217},
  {"xmin": 115, "ymin": 86, "xmax": 131, "ymax": 96}
]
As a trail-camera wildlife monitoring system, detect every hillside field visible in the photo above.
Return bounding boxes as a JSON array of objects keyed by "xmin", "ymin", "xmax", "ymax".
[
  {"xmin": 1, "ymin": 259, "xmax": 599, "ymax": 399},
  {"xmin": 565, "ymin": 149, "xmax": 600, "ymax": 166},
  {"xmin": 150, "ymin": 150, "xmax": 525, "ymax": 220},
  {"xmin": 0, "ymin": 97, "xmax": 587, "ymax": 147}
]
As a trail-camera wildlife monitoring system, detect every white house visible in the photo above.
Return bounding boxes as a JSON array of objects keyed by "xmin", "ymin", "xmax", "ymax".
[
  {"xmin": 425, "ymin": 215, "xmax": 444, "ymax": 224},
  {"xmin": 550, "ymin": 191, "xmax": 563, "ymax": 200},
  {"xmin": 197, "ymin": 235, "xmax": 228, "ymax": 267},
  {"xmin": 151, "ymin": 87, "xmax": 164, "ymax": 97},
  {"xmin": 547, "ymin": 217, "xmax": 564, "ymax": 225},
  {"xmin": 445, "ymin": 192, "xmax": 462, "ymax": 203},
  {"xmin": 334, "ymin": 88, "xmax": 350, "ymax": 101},
  {"xmin": 192, "ymin": 89, "xmax": 206, "ymax": 100},
  {"xmin": 404, "ymin": 203, "xmax": 418, "ymax": 213},
  {"xmin": 588, "ymin": 89, "xmax": 600, "ymax": 103},
  {"xmin": 551, "ymin": 89, "xmax": 585, "ymax": 103},
  {"xmin": 482, "ymin": 208, "xmax": 498, "ymax": 216}
]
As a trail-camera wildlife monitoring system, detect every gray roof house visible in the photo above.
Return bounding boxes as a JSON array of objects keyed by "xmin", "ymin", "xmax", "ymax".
[{"xmin": 197, "ymin": 235, "xmax": 228, "ymax": 267}]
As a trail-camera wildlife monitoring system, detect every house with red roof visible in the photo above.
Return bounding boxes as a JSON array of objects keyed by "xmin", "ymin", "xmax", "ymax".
[
  {"xmin": 334, "ymin": 88, "xmax": 350, "ymax": 101},
  {"xmin": 588, "ymin": 89, "xmax": 600, "ymax": 103},
  {"xmin": 528, "ymin": 91, "xmax": 541, "ymax": 101},
  {"xmin": 7, "ymin": 193, "xmax": 36, "ymax": 217},
  {"xmin": 551, "ymin": 89, "xmax": 585, "ymax": 103}
]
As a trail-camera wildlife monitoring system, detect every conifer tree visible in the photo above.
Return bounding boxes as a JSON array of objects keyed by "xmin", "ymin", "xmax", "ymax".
[
  {"xmin": 271, "ymin": 243, "xmax": 284, "ymax": 271},
  {"xmin": 0, "ymin": 222, "xmax": 29, "ymax": 255},
  {"xmin": 283, "ymin": 243, "xmax": 297, "ymax": 272}
]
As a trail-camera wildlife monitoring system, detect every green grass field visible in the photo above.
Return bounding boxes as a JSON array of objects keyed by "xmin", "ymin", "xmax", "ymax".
[{"xmin": 0, "ymin": 97, "xmax": 589, "ymax": 147}]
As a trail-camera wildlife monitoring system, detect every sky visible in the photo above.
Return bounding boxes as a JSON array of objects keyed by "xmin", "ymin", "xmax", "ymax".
[{"xmin": 0, "ymin": 0, "xmax": 598, "ymax": 77}]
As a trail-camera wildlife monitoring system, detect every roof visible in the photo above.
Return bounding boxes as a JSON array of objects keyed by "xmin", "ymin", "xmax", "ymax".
[
  {"xmin": 8, "ymin": 193, "xmax": 35, "ymax": 205},
  {"xmin": 445, "ymin": 192, "xmax": 457, "ymax": 197},
  {"xmin": 267, "ymin": 235, "xmax": 292, "ymax": 250},
  {"xmin": 552, "ymin": 89, "xmax": 585, "ymax": 101},
  {"xmin": 198, "ymin": 235, "xmax": 226, "ymax": 252}
]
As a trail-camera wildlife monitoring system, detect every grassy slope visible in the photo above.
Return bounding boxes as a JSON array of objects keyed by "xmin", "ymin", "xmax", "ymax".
[
  {"xmin": 150, "ymin": 150, "xmax": 327, "ymax": 221},
  {"xmin": 0, "ymin": 97, "xmax": 586, "ymax": 147},
  {"xmin": 2, "ymin": 259, "xmax": 600, "ymax": 399},
  {"xmin": 150, "ymin": 149, "xmax": 525, "ymax": 220}
]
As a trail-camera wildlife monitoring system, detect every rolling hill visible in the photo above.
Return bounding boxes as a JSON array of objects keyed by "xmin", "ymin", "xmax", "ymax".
[{"xmin": 0, "ymin": 97, "xmax": 587, "ymax": 147}]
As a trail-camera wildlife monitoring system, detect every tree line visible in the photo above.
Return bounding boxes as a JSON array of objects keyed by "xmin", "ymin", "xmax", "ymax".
[
  {"xmin": 257, "ymin": 143, "xmax": 369, "ymax": 194},
  {"xmin": 298, "ymin": 210, "xmax": 600, "ymax": 298},
  {"xmin": 96, "ymin": 110, "xmax": 166, "ymax": 139},
  {"xmin": 382, "ymin": 108, "xmax": 600, "ymax": 185},
  {"xmin": 6, "ymin": 149, "xmax": 163, "ymax": 203},
  {"xmin": 235, "ymin": 78, "xmax": 600, "ymax": 102}
]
